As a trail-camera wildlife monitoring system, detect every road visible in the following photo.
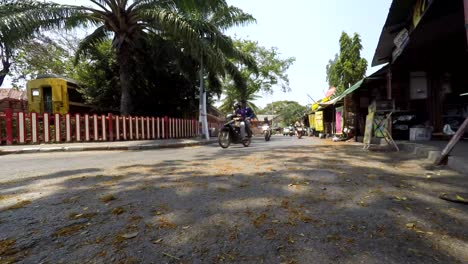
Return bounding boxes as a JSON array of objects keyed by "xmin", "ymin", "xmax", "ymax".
[{"xmin": 0, "ymin": 136, "xmax": 467, "ymax": 263}]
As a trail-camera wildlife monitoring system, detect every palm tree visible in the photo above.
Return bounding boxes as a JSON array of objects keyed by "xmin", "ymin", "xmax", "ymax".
[
  {"xmin": 219, "ymin": 84, "xmax": 259, "ymax": 114},
  {"xmin": 0, "ymin": 0, "xmax": 251, "ymax": 115},
  {"xmin": 168, "ymin": 3, "xmax": 257, "ymax": 138}
]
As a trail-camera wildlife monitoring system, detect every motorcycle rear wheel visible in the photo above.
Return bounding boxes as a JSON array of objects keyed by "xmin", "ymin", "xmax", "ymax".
[
  {"xmin": 218, "ymin": 130, "xmax": 231, "ymax": 148},
  {"xmin": 242, "ymin": 137, "xmax": 251, "ymax": 147}
]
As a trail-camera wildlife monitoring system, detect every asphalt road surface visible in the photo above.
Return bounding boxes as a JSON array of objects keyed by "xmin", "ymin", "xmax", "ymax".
[{"xmin": 0, "ymin": 136, "xmax": 467, "ymax": 263}]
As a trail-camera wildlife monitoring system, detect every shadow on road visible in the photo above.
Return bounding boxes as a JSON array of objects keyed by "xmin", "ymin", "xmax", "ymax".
[{"xmin": 0, "ymin": 139, "xmax": 467, "ymax": 263}]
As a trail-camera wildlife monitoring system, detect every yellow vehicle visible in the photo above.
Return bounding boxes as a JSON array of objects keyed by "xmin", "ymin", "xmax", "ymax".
[{"xmin": 27, "ymin": 75, "xmax": 92, "ymax": 114}]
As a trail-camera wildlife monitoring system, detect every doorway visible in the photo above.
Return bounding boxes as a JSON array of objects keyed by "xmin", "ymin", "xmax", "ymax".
[{"xmin": 43, "ymin": 86, "xmax": 53, "ymax": 113}]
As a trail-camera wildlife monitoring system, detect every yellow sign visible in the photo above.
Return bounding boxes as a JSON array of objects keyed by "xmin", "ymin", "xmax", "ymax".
[
  {"xmin": 315, "ymin": 111, "xmax": 324, "ymax": 132},
  {"xmin": 308, "ymin": 114, "xmax": 315, "ymax": 129}
]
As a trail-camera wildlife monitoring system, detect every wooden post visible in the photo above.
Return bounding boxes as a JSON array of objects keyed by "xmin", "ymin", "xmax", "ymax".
[{"xmin": 435, "ymin": 117, "xmax": 468, "ymax": 165}]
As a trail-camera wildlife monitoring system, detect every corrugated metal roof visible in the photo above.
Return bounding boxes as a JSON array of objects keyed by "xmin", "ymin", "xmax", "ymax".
[{"xmin": 0, "ymin": 88, "xmax": 27, "ymax": 102}]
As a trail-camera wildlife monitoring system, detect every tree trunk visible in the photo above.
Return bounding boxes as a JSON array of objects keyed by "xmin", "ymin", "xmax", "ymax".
[
  {"xmin": 117, "ymin": 43, "xmax": 133, "ymax": 115},
  {"xmin": 0, "ymin": 57, "xmax": 11, "ymax": 87}
]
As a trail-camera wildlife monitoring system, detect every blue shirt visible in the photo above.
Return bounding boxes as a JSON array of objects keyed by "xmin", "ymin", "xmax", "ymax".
[{"xmin": 236, "ymin": 107, "xmax": 254, "ymax": 119}]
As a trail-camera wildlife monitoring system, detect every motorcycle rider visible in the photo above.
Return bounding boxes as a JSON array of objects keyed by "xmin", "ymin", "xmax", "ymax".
[
  {"xmin": 294, "ymin": 120, "xmax": 303, "ymax": 136},
  {"xmin": 235, "ymin": 100, "xmax": 254, "ymax": 138}
]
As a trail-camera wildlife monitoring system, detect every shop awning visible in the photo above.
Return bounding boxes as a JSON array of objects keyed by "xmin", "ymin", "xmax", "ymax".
[{"xmin": 332, "ymin": 79, "xmax": 365, "ymax": 103}]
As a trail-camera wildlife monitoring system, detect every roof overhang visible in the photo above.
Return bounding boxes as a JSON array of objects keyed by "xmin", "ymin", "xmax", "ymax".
[{"xmin": 372, "ymin": 0, "xmax": 420, "ymax": 66}]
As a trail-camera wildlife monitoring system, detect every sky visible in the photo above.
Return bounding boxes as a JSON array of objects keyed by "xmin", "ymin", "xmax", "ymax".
[
  {"xmin": 2, "ymin": 0, "xmax": 393, "ymax": 108},
  {"xmin": 224, "ymin": 0, "xmax": 392, "ymax": 107}
]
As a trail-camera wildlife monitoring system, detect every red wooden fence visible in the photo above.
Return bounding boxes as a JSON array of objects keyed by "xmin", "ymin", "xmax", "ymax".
[{"xmin": 0, "ymin": 109, "xmax": 223, "ymax": 145}]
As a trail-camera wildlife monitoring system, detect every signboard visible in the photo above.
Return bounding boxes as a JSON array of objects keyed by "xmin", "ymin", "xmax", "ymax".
[
  {"xmin": 308, "ymin": 114, "xmax": 316, "ymax": 130},
  {"xmin": 393, "ymin": 29, "xmax": 409, "ymax": 48},
  {"xmin": 315, "ymin": 111, "xmax": 324, "ymax": 132},
  {"xmin": 413, "ymin": 0, "xmax": 432, "ymax": 29},
  {"xmin": 335, "ymin": 106, "xmax": 343, "ymax": 134},
  {"xmin": 363, "ymin": 111, "xmax": 374, "ymax": 146}
]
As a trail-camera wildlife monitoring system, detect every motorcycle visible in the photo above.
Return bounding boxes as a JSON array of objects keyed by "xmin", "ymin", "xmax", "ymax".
[
  {"xmin": 262, "ymin": 124, "xmax": 272, "ymax": 141},
  {"xmin": 295, "ymin": 126, "xmax": 304, "ymax": 139},
  {"xmin": 218, "ymin": 114, "xmax": 252, "ymax": 148}
]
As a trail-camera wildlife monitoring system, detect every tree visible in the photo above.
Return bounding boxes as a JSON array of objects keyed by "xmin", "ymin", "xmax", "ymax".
[
  {"xmin": 220, "ymin": 39, "xmax": 295, "ymax": 114},
  {"xmin": 0, "ymin": 0, "xmax": 253, "ymax": 115},
  {"xmin": 7, "ymin": 32, "xmax": 77, "ymax": 88},
  {"xmin": 326, "ymin": 32, "xmax": 367, "ymax": 96}
]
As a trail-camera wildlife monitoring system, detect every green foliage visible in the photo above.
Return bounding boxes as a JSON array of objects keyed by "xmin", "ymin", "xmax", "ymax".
[
  {"xmin": 220, "ymin": 39, "xmax": 295, "ymax": 114},
  {"xmin": 326, "ymin": 32, "xmax": 367, "ymax": 96},
  {"xmin": 73, "ymin": 40, "xmax": 120, "ymax": 112},
  {"xmin": 234, "ymin": 39, "xmax": 295, "ymax": 94},
  {"xmin": 0, "ymin": 0, "xmax": 256, "ymax": 115},
  {"xmin": 8, "ymin": 32, "xmax": 77, "ymax": 87},
  {"xmin": 259, "ymin": 100, "xmax": 307, "ymax": 127}
]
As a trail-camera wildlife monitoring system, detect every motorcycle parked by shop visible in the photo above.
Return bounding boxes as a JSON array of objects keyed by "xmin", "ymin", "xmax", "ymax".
[{"xmin": 218, "ymin": 114, "xmax": 251, "ymax": 148}]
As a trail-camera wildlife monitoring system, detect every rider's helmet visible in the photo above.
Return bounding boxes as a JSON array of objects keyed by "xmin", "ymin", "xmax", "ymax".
[{"xmin": 233, "ymin": 102, "xmax": 241, "ymax": 110}]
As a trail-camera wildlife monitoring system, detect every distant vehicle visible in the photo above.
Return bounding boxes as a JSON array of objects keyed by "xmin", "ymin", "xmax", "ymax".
[
  {"xmin": 262, "ymin": 123, "xmax": 272, "ymax": 141},
  {"xmin": 283, "ymin": 126, "xmax": 295, "ymax": 136}
]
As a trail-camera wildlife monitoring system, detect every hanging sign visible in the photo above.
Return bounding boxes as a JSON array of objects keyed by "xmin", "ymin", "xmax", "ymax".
[{"xmin": 315, "ymin": 111, "xmax": 324, "ymax": 132}]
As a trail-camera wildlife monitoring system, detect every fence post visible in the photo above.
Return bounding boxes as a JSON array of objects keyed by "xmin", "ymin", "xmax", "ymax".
[
  {"xmin": 157, "ymin": 117, "xmax": 160, "ymax": 139},
  {"xmin": 65, "ymin": 114, "xmax": 71, "ymax": 142},
  {"xmin": 129, "ymin": 116, "xmax": 134, "ymax": 140},
  {"xmin": 84, "ymin": 114, "xmax": 90, "ymax": 141},
  {"xmin": 93, "ymin": 114, "xmax": 99, "ymax": 141},
  {"xmin": 115, "ymin": 115, "xmax": 120, "ymax": 141},
  {"xmin": 141, "ymin": 116, "xmax": 145, "ymax": 140},
  {"xmin": 135, "ymin": 117, "xmax": 140, "ymax": 140},
  {"xmin": 123, "ymin": 116, "xmax": 127, "ymax": 140},
  {"xmin": 17, "ymin": 112, "xmax": 26, "ymax": 144},
  {"xmin": 164, "ymin": 116, "xmax": 168, "ymax": 139},
  {"xmin": 75, "ymin": 114, "xmax": 81, "ymax": 142},
  {"xmin": 168, "ymin": 118, "xmax": 172, "ymax": 139},
  {"xmin": 151, "ymin": 117, "xmax": 155, "ymax": 139},
  {"xmin": 55, "ymin": 113, "xmax": 61, "ymax": 142},
  {"xmin": 43, "ymin": 113, "xmax": 50, "ymax": 143},
  {"xmin": 31, "ymin": 112, "xmax": 39, "ymax": 144},
  {"xmin": 146, "ymin": 117, "xmax": 150, "ymax": 139},
  {"xmin": 101, "ymin": 114, "xmax": 107, "ymax": 141},
  {"xmin": 108, "ymin": 113, "xmax": 114, "ymax": 141}
]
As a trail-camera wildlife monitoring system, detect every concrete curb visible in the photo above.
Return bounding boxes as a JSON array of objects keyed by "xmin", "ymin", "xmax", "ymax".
[
  {"xmin": 0, "ymin": 140, "xmax": 216, "ymax": 156},
  {"xmin": 398, "ymin": 142, "xmax": 466, "ymax": 174}
]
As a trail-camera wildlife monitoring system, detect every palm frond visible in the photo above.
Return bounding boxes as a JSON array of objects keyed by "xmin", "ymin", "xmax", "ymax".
[{"xmin": 75, "ymin": 25, "xmax": 110, "ymax": 64}]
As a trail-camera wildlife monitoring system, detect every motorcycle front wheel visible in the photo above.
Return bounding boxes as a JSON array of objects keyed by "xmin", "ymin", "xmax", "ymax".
[
  {"xmin": 265, "ymin": 131, "xmax": 271, "ymax": 141},
  {"xmin": 218, "ymin": 130, "xmax": 231, "ymax": 148}
]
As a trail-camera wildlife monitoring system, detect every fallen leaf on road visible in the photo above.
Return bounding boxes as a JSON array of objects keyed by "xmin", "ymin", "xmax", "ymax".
[
  {"xmin": 112, "ymin": 207, "xmax": 125, "ymax": 215},
  {"xmin": 406, "ymin": 223, "xmax": 416, "ymax": 229},
  {"xmin": 121, "ymin": 232, "xmax": 138, "ymax": 239},
  {"xmin": 253, "ymin": 213, "xmax": 268, "ymax": 228},
  {"xmin": 99, "ymin": 194, "xmax": 116, "ymax": 203},
  {"xmin": 393, "ymin": 196, "xmax": 407, "ymax": 202},
  {"xmin": 456, "ymin": 195, "xmax": 465, "ymax": 202},
  {"xmin": 158, "ymin": 217, "xmax": 177, "ymax": 229},
  {"xmin": 152, "ymin": 239, "xmax": 163, "ymax": 244}
]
